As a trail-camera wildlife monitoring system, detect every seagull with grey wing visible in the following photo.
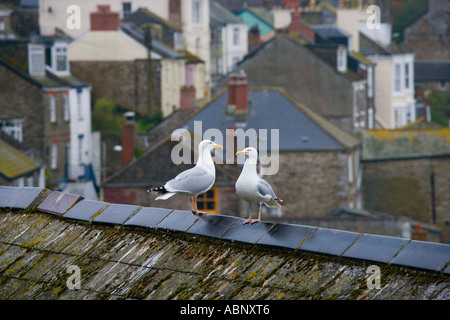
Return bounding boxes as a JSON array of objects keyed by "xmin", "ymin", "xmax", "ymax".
[
  {"xmin": 235, "ymin": 147, "xmax": 284, "ymax": 224},
  {"xmin": 149, "ymin": 139, "xmax": 223, "ymax": 216}
]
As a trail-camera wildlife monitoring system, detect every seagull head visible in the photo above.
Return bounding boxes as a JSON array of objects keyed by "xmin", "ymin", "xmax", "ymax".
[
  {"xmin": 199, "ymin": 139, "xmax": 223, "ymax": 153},
  {"xmin": 236, "ymin": 147, "xmax": 258, "ymax": 164}
]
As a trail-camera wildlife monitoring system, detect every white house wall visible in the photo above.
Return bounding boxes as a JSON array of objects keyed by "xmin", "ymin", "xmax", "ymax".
[
  {"xmin": 68, "ymin": 87, "xmax": 92, "ymax": 180},
  {"xmin": 225, "ymin": 23, "xmax": 248, "ymax": 73},
  {"xmin": 39, "ymin": 0, "xmax": 169, "ymax": 38}
]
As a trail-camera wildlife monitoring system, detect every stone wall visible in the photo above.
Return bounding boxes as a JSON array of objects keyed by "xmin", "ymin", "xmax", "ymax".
[
  {"xmin": 70, "ymin": 59, "xmax": 158, "ymax": 116},
  {"xmin": 266, "ymin": 151, "xmax": 351, "ymax": 218},
  {"xmin": 362, "ymin": 157, "xmax": 450, "ymax": 225}
]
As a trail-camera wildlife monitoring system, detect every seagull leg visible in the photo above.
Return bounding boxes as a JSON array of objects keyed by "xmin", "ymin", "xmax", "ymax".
[
  {"xmin": 251, "ymin": 204, "xmax": 262, "ymax": 224},
  {"xmin": 243, "ymin": 204, "xmax": 253, "ymax": 225},
  {"xmin": 192, "ymin": 196, "xmax": 206, "ymax": 216},
  {"xmin": 190, "ymin": 196, "xmax": 196, "ymax": 214}
]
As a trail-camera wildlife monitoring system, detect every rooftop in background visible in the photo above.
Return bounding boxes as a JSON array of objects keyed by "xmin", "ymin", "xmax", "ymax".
[
  {"xmin": 414, "ymin": 60, "xmax": 450, "ymax": 83},
  {"xmin": 0, "ymin": 139, "xmax": 41, "ymax": 181},
  {"xmin": 361, "ymin": 120, "xmax": 450, "ymax": 161}
]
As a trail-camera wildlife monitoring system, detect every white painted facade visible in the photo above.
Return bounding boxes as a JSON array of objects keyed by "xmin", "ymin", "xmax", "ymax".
[
  {"xmin": 181, "ymin": 0, "xmax": 211, "ymax": 93},
  {"xmin": 39, "ymin": 0, "xmax": 169, "ymax": 38},
  {"xmin": 224, "ymin": 23, "xmax": 248, "ymax": 72}
]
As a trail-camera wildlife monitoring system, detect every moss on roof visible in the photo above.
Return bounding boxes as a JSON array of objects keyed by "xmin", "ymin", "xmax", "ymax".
[
  {"xmin": 362, "ymin": 126, "xmax": 450, "ymax": 161},
  {"xmin": 0, "ymin": 140, "xmax": 41, "ymax": 180}
]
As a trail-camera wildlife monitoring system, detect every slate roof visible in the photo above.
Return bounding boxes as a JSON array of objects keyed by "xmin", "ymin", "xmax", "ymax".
[
  {"xmin": 0, "ymin": 139, "xmax": 41, "ymax": 180},
  {"xmin": 210, "ymin": 1, "xmax": 243, "ymax": 25},
  {"xmin": 0, "ymin": 39, "xmax": 90, "ymax": 89},
  {"xmin": 415, "ymin": 60, "xmax": 450, "ymax": 82},
  {"xmin": 0, "ymin": 185, "xmax": 449, "ymax": 302},
  {"xmin": 359, "ymin": 32, "xmax": 410, "ymax": 56},
  {"xmin": 122, "ymin": 8, "xmax": 182, "ymax": 32},
  {"xmin": 361, "ymin": 126, "xmax": 450, "ymax": 161},
  {"xmin": 180, "ymin": 87, "xmax": 360, "ymax": 152},
  {"xmin": 103, "ymin": 134, "xmax": 239, "ymax": 187}
]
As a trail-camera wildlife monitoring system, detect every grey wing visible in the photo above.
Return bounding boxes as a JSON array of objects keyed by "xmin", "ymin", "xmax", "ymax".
[
  {"xmin": 165, "ymin": 166, "xmax": 215, "ymax": 194},
  {"xmin": 257, "ymin": 178, "xmax": 278, "ymax": 201}
]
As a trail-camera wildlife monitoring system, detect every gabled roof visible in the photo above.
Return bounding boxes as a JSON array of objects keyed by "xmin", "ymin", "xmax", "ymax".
[
  {"xmin": 123, "ymin": 8, "xmax": 182, "ymax": 32},
  {"xmin": 210, "ymin": 1, "xmax": 243, "ymax": 25},
  {"xmin": 361, "ymin": 125, "xmax": 450, "ymax": 161},
  {"xmin": 0, "ymin": 139, "xmax": 41, "ymax": 180},
  {"xmin": 414, "ymin": 60, "xmax": 450, "ymax": 82},
  {"xmin": 181, "ymin": 87, "xmax": 359, "ymax": 152},
  {"xmin": 242, "ymin": 7, "xmax": 274, "ymax": 27}
]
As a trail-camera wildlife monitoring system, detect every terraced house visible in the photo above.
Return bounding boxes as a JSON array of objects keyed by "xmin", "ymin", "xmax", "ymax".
[{"xmin": 0, "ymin": 37, "xmax": 93, "ymax": 186}]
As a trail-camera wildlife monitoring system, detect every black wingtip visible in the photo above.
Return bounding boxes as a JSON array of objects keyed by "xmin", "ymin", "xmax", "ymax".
[{"xmin": 148, "ymin": 186, "xmax": 167, "ymax": 194}]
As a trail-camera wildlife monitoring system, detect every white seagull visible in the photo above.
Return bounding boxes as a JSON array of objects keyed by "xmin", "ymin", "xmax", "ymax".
[
  {"xmin": 149, "ymin": 139, "xmax": 223, "ymax": 215},
  {"xmin": 235, "ymin": 147, "xmax": 284, "ymax": 224}
]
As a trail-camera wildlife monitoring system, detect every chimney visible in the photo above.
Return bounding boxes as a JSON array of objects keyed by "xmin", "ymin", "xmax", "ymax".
[
  {"xmin": 429, "ymin": 0, "xmax": 446, "ymax": 19},
  {"xmin": 227, "ymin": 69, "xmax": 248, "ymax": 119},
  {"xmin": 90, "ymin": 7, "xmax": 120, "ymax": 31},
  {"xmin": 180, "ymin": 85, "xmax": 196, "ymax": 114},
  {"xmin": 120, "ymin": 112, "xmax": 136, "ymax": 166}
]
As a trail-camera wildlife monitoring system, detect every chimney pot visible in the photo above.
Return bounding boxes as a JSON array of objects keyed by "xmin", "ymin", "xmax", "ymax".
[
  {"xmin": 90, "ymin": 10, "xmax": 120, "ymax": 31},
  {"xmin": 180, "ymin": 86, "xmax": 196, "ymax": 114}
]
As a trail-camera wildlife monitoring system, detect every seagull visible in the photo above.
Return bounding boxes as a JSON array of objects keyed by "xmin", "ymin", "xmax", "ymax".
[
  {"xmin": 235, "ymin": 147, "xmax": 284, "ymax": 224},
  {"xmin": 149, "ymin": 139, "xmax": 223, "ymax": 216}
]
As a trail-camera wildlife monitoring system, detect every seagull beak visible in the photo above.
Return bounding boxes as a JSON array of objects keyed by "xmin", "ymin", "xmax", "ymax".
[
  {"xmin": 236, "ymin": 150, "xmax": 245, "ymax": 155},
  {"xmin": 214, "ymin": 144, "xmax": 223, "ymax": 150}
]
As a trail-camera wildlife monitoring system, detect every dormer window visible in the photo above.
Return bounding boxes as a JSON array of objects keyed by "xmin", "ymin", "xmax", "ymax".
[
  {"xmin": 46, "ymin": 43, "xmax": 70, "ymax": 76},
  {"xmin": 28, "ymin": 44, "xmax": 45, "ymax": 77}
]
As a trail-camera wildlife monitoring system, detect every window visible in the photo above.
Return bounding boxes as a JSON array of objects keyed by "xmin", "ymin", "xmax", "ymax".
[
  {"xmin": 347, "ymin": 153, "xmax": 354, "ymax": 183},
  {"xmin": 28, "ymin": 44, "xmax": 45, "ymax": 77},
  {"xmin": 76, "ymin": 89, "xmax": 83, "ymax": 121},
  {"xmin": 196, "ymin": 187, "xmax": 218, "ymax": 213},
  {"xmin": 192, "ymin": 0, "xmax": 201, "ymax": 24},
  {"xmin": 122, "ymin": 2, "xmax": 132, "ymax": 18},
  {"xmin": 337, "ymin": 46, "xmax": 347, "ymax": 73},
  {"xmin": 404, "ymin": 63, "xmax": 410, "ymax": 90},
  {"xmin": 50, "ymin": 95, "xmax": 56, "ymax": 123},
  {"xmin": 0, "ymin": 118, "xmax": 23, "ymax": 142},
  {"xmin": 51, "ymin": 143, "xmax": 58, "ymax": 169},
  {"xmin": 394, "ymin": 63, "xmax": 401, "ymax": 92},
  {"xmin": 55, "ymin": 46, "xmax": 68, "ymax": 72},
  {"xmin": 63, "ymin": 93, "xmax": 70, "ymax": 121},
  {"xmin": 233, "ymin": 27, "xmax": 240, "ymax": 46}
]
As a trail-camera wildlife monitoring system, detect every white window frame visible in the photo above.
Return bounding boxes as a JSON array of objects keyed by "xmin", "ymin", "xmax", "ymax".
[
  {"xmin": 28, "ymin": 44, "xmax": 45, "ymax": 77},
  {"xmin": 233, "ymin": 27, "xmax": 240, "ymax": 46},
  {"xmin": 50, "ymin": 95, "xmax": 56, "ymax": 123},
  {"xmin": 394, "ymin": 63, "xmax": 401, "ymax": 93},
  {"xmin": 51, "ymin": 143, "xmax": 58, "ymax": 169},
  {"xmin": 337, "ymin": 46, "xmax": 347, "ymax": 73},
  {"xmin": 404, "ymin": 62, "xmax": 410, "ymax": 90},
  {"xmin": 63, "ymin": 93, "xmax": 70, "ymax": 121},
  {"xmin": 192, "ymin": 0, "xmax": 201, "ymax": 25},
  {"xmin": 77, "ymin": 90, "xmax": 83, "ymax": 121},
  {"xmin": 122, "ymin": 2, "xmax": 132, "ymax": 18}
]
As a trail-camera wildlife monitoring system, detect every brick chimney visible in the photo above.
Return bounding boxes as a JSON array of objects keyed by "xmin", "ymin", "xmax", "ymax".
[
  {"xmin": 180, "ymin": 85, "xmax": 196, "ymax": 114},
  {"xmin": 289, "ymin": 7, "xmax": 315, "ymax": 41},
  {"xmin": 90, "ymin": 6, "xmax": 120, "ymax": 31},
  {"xmin": 227, "ymin": 69, "xmax": 248, "ymax": 120},
  {"xmin": 120, "ymin": 112, "xmax": 136, "ymax": 166}
]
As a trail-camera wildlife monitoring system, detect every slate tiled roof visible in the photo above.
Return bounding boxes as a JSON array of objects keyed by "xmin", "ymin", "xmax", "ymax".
[
  {"xmin": 180, "ymin": 87, "xmax": 360, "ymax": 152},
  {"xmin": 210, "ymin": 1, "xmax": 243, "ymax": 25},
  {"xmin": 415, "ymin": 60, "xmax": 450, "ymax": 82},
  {"xmin": 0, "ymin": 139, "xmax": 41, "ymax": 180},
  {"xmin": 0, "ymin": 186, "xmax": 448, "ymax": 301},
  {"xmin": 361, "ymin": 126, "xmax": 450, "ymax": 161}
]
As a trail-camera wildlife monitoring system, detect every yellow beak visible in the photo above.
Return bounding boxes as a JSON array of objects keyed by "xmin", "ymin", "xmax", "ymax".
[
  {"xmin": 214, "ymin": 144, "xmax": 223, "ymax": 150},
  {"xmin": 236, "ymin": 150, "xmax": 246, "ymax": 155}
]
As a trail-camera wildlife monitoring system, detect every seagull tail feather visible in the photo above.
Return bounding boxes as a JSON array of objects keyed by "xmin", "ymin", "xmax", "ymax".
[{"xmin": 148, "ymin": 186, "xmax": 176, "ymax": 200}]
